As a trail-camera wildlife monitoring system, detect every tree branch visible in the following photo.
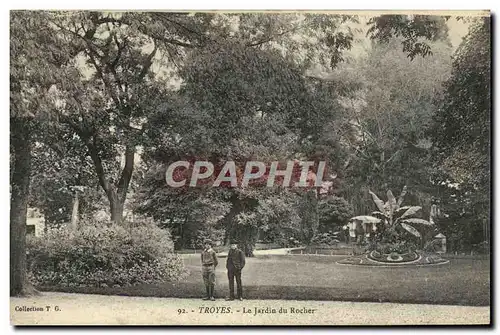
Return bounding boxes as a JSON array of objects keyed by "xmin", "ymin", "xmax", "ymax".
[
  {"xmin": 52, "ymin": 18, "xmax": 123, "ymax": 107},
  {"xmin": 245, "ymin": 25, "xmax": 303, "ymax": 47},
  {"xmin": 103, "ymin": 32, "xmax": 127, "ymax": 103},
  {"xmin": 164, "ymin": 45, "xmax": 181, "ymax": 70},
  {"xmin": 97, "ymin": 16, "xmax": 122, "ymax": 25},
  {"xmin": 147, "ymin": 33, "xmax": 195, "ymax": 48},
  {"xmin": 151, "ymin": 13, "xmax": 206, "ymax": 38},
  {"xmin": 385, "ymin": 150, "xmax": 400, "ymax": 164},
  {"xmin": 85, "ymin": 48, "xmax": 122, "ymax": 107},
  {"xmin": 111, "ymin": 33, "xmax": 125, "ymax": 69},
  {"xmin": 138, "ymin": 39, "xmax": 158, "ymax": 81},
  {"xmin": 59, "ymin": 103, "xmax": 113, "ymax": 197},
  {"xmin": 86, "ymin": 136, "xmax": 112, "ymax": 195},
  {"xmin": 117, "ymin": 145, "xmax": 135, "ymax": 201},
  {"xmin": 60, "ymin": 114, "xmax": 86, "ymax": 137}
]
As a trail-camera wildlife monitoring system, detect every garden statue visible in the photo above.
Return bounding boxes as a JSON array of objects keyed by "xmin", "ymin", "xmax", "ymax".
[{"xmin": 434, "ymin": 233, "xmax": 447, "ymax": 254}]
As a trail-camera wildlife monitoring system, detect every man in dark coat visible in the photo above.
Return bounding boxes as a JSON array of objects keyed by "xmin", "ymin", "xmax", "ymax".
[
  {"xmin": 225, "ymin": 240, "xmax": 246, "ymax": 301},
  {"xmin": 201, "ymin": 240, "xmax": 218, "ymax": 301}
]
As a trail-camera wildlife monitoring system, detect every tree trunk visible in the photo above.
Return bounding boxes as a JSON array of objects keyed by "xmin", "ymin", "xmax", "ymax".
[
  {"xmin": 113, "ymin": 146, "xmax": 134, "ymax": 224},
  {"xmin": 222, "ymin": 196, "xmax": 258, "ymax": 256},
  {"xmin": 223, "ymin": 195, "xmax": 242, "ymax": 243},
  {"xmin": 70, "ymin": 191, "xmax": 79, "ymax": 230},
  {"xmin": 10, "ymin": 118, "xmax": 38, "ymax": 296},
  {"xmin": 86, "ymin": 140, "xmax": 134, "ymax": 225},
  {"xmin": 109, "ymin": 192, "xmax": 125, "ymax": 224}
]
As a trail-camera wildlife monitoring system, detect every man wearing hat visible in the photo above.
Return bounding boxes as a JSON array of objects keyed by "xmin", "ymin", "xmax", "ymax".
[
  {"xmin": 201, "ymin": 239, "xmax": 218, "ymax": 301},
  {"xmin": 226, "ymin": 240, "xmax": 246, "ymax": 301}
]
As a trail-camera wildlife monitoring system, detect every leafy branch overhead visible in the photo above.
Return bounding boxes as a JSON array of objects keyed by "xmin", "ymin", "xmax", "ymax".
[{"xmin": 367, "ymin": 15, "xmax": 451, "ymax": 60}]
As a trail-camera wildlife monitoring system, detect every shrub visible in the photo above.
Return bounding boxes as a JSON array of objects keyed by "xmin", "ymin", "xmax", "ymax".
[
  {"xmin": 318, "ymin": 196, "xmax": 354, "ymax": 233},
  {"xmin": 310, "ymin": 232, "xmax": 340, "ymax": 246},
  {"xmin": 258, "ymin": 229, "xmax": 303, "ymax": 248},
  {"xmin": 472, "ymin": 241, "xmax": 490, "ymax": 254},
  {"xmin": 423, "ymin": 239, "xmax": 442, "ymax": 253},
  {"xmin": 434, "ymin": 215, "xmax": 486, "ymax": 253},
  {"xmin": 193, "ymin": 226, "xmax": 225, "ymax": 249},
  {"xmin": 27, "ymin": 219, "xmax": 187, "ymax": 288}
]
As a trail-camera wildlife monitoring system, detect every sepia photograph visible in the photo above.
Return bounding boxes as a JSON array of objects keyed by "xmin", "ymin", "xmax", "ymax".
[{"xmin": 9, "ymin": 9, "xmax": 491, "ymax": 326}]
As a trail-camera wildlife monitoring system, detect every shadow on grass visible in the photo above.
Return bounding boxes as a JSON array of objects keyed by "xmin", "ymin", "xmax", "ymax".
[
  {"xmin": 37, "ymin": 281, "xmax": 489, "ymax": 307},
  {"xmin": 33, "ymin": 255, "xmax": 490, "ymax": 307}
]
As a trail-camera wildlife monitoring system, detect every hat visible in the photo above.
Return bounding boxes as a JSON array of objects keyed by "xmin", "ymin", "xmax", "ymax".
[{"xmin": 204, "ymin": 239, "xmax": 213, "ymax": 245}]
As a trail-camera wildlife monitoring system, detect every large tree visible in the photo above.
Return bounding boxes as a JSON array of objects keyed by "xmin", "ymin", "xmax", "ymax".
[
  {"xmin": 49, "ymin": 12, "xmax": 175, "ymax": 223},
  {"xmin": 46, "ymin": 11, "xmax": 358, "ymax": 224},
  {"xmin": 29, "ymin": 131, "xmax": 102, "ymax": 227},
  {"xmin": 9, "ymin": 11, "xmax": 358, "ymax": 293},
  {"xmin": 10, "ymin": 11, "xmax": 75, "ymax": 296},
  {"xmin": 332, "ymin": 36, "xmax": 453, "ymax": 214},
  {"xmin": 430, "ymin": 17, "xmax": 491, "ymax": 251},
  {"xmin": 139, "ymin": 41, "xmax": 343, "ymax": 255}
]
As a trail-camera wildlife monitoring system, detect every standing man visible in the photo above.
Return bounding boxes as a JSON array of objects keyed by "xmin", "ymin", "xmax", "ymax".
[
  {"xmin": 226, "ymin": 240, "xmax": 246, "ymax": 301},
  {"xmin": 343, "ymin": 224, "xmax": 350, "ymax": 244},
  {"xmin": 355, "ymin": 219, "xmax": 365, "ymax": 246},
  {"xmin": 201, "ymin": 240, "xmax": 218, "ymax": 301}
]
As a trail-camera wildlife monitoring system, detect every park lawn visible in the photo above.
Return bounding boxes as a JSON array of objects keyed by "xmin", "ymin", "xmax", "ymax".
[{"xmin": 39, "ymin": 254, "xmax": 490, "ymax": 306}]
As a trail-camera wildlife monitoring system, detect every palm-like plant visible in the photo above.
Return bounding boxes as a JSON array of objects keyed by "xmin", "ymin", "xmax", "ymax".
[{"xmin": 353, "ymin": 186, "xmax": 434, "ymax": 249}]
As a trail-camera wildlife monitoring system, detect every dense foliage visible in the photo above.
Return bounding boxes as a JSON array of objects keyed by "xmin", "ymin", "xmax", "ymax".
[
  {"xmin": 430, "ymin": 17, "xmax": 491, "ymax": 253},
  {"xmin": 310, "ymin": 232, "xmax": 341, "ymax": 246},
  {"xmin": 317, "ymin": 196, "xmax": 354, "ymax": 233},
  {"xmin": 27, "ymin": 220, "xmax": 186, "ymax": 287},
  {"xmin": 139, "ymin": 41, "xmax": 343, "ymax": 255},
  {"xmin": 367, "ymin": 14, "xmax": 450, "ymax": 60},
  {"xmin": 337, "ymin": 37, "xmax": 452, "ymax": 215}
]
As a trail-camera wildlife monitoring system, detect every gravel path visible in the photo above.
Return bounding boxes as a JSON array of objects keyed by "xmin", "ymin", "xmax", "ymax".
[
  {"xmin": 11, "ymin": 292, "xmax": 490, "ymax": 325},
  {"xmin": 218, "ymin": 248, "xmax": 293, "ymax": 256}
]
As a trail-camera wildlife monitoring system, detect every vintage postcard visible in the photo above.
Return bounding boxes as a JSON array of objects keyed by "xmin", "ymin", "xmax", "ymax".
[{"xmin": 9, "ymin": 9, "xmax": 490, "ymax": 326}]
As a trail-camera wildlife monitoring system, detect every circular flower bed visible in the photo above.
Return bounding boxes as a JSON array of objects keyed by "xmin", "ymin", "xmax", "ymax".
[
  {"xmin": 367, "ymin": 250, "xmax": 420, "ymax": 263},
  {"xmin": 337, "ymin": 252, "xmax": 449, "ymax": 267}
]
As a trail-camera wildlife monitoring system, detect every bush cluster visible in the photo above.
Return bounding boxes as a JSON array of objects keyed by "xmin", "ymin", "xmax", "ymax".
[
  {"xmin": 318, "ymin": 196, "xmax": 354, "ymax": 233},
  {"xmin": 27, "ymin": 220, "xmax": 186, "ymax": 288},
  {"xmin": 310, "ymin": 232, "xmax": 340, "ymax": 246},
  {"xmin": 193, "ymin": 226, "xmax": 225, "ymax": 249}
]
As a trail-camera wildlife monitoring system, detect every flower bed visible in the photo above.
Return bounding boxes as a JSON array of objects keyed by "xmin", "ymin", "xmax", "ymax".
[
  {"xmin": 337, "ymin": 252, "xmax": 449, "ymax": 267},
  {"xmin": 367, "ymin": 250, "xmax": 419, "ymax": 263}
]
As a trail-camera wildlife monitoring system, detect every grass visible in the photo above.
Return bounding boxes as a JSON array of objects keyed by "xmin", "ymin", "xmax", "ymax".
[{"xmin": 38, "ymin": 254, "xmax": 490, "ymax": 306}]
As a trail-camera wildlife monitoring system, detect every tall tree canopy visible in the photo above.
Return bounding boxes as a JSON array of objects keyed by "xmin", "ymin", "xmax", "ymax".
[
  {"xmin": 138, "ymin": 41, "xmax": 343, "ymax": 255},
  {"xmin": 43, "ymin": 11, "xmax": 358, "ymax": 224},
  {"xmin": 431, "ymin": 17, "xmax": 490, "ymax": 192},
  {"xmin": 367, "ymin": 14, "xmax": 450, "ymax": 59},
  {"xmin": 429, "ymin": 17, "xmax": 491, "ymax": 251},
  {"xmin": 10, "ymin": 11, "xmax": 78, "ymax": 296},
  {"xmin": 330, "ymin": 37, "xmax": 453, "ymax": 214}
]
